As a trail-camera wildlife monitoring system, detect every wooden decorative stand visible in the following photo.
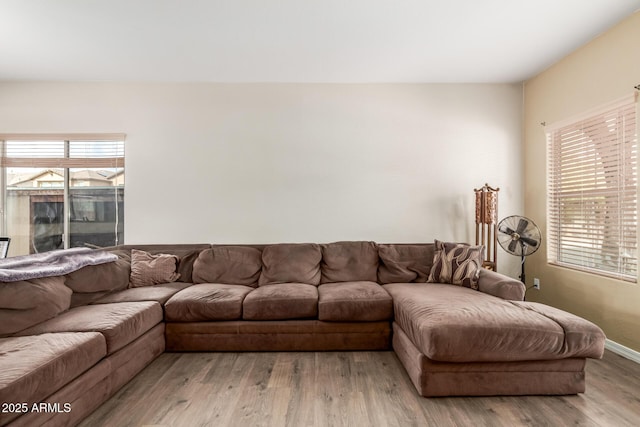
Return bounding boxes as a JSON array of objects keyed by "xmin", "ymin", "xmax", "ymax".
[{"xmin": 474, "ymin": 183, "xmax": 499, "ymax": 270}]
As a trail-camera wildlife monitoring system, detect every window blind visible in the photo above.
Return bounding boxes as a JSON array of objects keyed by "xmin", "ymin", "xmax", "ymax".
[
  {"xmin": 546, "ymin": 96, "xmax": 637, "ymax": 281},
  {"xmin": 0, "ymin": 134, "xmax": 125, "ymax": 169}
]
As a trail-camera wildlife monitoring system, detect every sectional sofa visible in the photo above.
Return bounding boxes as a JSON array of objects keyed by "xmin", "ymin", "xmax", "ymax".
[{"xmin": 0, "ymin": 241, "xmax": 606, "ymax": 426}]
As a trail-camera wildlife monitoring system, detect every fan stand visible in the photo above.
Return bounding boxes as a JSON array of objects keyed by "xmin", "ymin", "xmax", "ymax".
[
  {"xmin": 519, "ymin": 242, "xmax": 530, "ymax": 301},
  {"xmin": 519, "ymin": 244, "xmax": 527, "ymax": 284}
]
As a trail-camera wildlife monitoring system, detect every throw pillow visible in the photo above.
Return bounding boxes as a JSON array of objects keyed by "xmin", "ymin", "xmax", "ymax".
[
  {"xmin": 129, "ymin": 249, "xmax": 180, "ymax": 287},
  {"xmin": 427, "ymin": 240, "xmax": 484, "ymax": 290}
]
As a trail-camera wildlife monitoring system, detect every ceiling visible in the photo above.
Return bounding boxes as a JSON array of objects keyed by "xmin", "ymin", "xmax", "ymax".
[{"xmin": 1, "ymin": 0, "xmax": 638, "ymax": 83}]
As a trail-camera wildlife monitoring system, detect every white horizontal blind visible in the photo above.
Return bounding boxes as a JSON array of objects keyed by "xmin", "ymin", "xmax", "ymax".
[
  {"xmin": 0, "ymin": 134, "xmax": 125, "ymax": 169},
  {"xmin": 546, "ymin": 97, "xmax": 637, "ymax": 282}
]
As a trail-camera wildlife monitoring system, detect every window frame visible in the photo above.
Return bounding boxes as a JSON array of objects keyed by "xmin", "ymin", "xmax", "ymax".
[
  {"xmin": 545, "ymin": 95, "xmax": 638, "ymax": 282},
  {"xmin": 0, "ymin": 134, "xmax": 125, "ymax": 254}
]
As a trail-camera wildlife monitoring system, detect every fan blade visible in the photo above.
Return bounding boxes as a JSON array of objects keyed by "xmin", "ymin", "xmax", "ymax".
[
  {"xmin": 520, "ymin": 236, "xmax": 539, "ymax": 247},
  {"xmin": 508, "ymin": 239, "xmax": 518, "ymax": 253},
  {"xmin": 498, "ymin": 226, "xmax": 516, "ymax": 235},
  {"xmin": 516, "ymin": 218, "xmax": 529, "ymax": 234}
]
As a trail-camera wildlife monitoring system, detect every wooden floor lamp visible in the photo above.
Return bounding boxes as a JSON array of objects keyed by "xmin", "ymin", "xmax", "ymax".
[{"xmin": 474, "ymin": 184, "xmax": 499, "ymax": 271}]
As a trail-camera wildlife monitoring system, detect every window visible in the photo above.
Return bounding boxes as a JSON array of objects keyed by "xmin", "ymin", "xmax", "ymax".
[
  {"xmin": 0, "ymin": 134, "xmax": 125, "ymax": 256},
  {"xmin": 546, "ymin": 95, "xmax": 637, "ymax": 282}
]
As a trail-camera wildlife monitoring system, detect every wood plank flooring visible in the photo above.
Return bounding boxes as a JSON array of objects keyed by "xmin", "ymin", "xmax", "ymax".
[{"xmin": 79, "ymin": 350, "xmax": 640, "ymax": 427}]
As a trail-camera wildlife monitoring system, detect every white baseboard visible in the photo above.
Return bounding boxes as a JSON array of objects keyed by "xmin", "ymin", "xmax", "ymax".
[{"xmin": 605, "ymin": 339, "xmax": 640, "ymax": 364}]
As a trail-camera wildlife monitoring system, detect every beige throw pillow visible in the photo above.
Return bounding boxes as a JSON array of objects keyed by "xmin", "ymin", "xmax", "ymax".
[
  {"xmin": 427, "ymin": 240, "xmax": 484, "ymax": 290},
  {"xmin": 129, "ymin": 249, "xmax": 180, "ymax": 287}
]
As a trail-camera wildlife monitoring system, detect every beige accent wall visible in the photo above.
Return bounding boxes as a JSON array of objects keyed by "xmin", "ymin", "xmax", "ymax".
[{"xmin": 524, "ymin": 12, "xmax": 640, "ymax": 351}]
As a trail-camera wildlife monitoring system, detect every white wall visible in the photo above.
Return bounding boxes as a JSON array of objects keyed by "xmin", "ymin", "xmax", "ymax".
[{"xmin": 0, "ymin": 82, "xmax": 523, "ymax": 276}]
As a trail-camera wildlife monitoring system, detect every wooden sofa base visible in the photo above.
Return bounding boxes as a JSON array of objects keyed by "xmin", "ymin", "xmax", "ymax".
[
  {"xmin": 8, "ymin": 323, "xmax": 165, "ymax": 427},
  {"xmin": 166, "ymin": 320, "xmax": 391, "ymax": 351},
  {"xmin": 392, "ymin": 323, "xmax": 587, "ymax": 397}
]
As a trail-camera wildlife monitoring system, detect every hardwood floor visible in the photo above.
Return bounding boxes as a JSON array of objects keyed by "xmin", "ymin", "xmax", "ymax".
[{"xmin": 79, "ymin": 350, "xmax": 640, "ymax": 427}]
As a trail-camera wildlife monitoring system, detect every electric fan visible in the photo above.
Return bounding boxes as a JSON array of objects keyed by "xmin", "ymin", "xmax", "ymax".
[{"xmin": 497, "ymin": 215, "xmax": 541, "ymax": 284}]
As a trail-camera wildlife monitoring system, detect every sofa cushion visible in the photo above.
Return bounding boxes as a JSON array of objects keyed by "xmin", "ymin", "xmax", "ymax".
[
  {"xmin": 129, "ymin": 249, "xmax": 180, "ymax": 287},
  {"xmin": 259, "ymin": 243, "xmax": 321, "ymax": 286},
  {"xmin": 70, "ymin": 290, "xmax": 111, "ymax": 308},
  {"xmin": 0, "ymin": 276, "xmax": 72, "ymax": 337},
  {"xmin": 15, "ymin": 301, "xmax": 162, "ymax": 354},
  {"xmin": 377, "ymin": 244, "xmax": 433, "ymax": 284},
  {"xmin": 172, "ymin": 249, "xmax": 204, "ymax": 284},
  {"xmin": 91, "ymin": 282, "xmax": 193, "ymax": 305},
  {"xmin": 193, "ymin": 246, "xmax": 262, "ymax": 287},
  {"xmin": 427, "ymin": 240, "xmax": 484, "ymax": 290},
  {"xmin": 0, "ymin": 332, "xmax": 106, "ymax": 426},
  {"xmin": 318, "ymin": 281, "xmax": 392, "ymax": 321},
  {"xmin": 165, "ymin": 283, "xmax": 254, "ymax": 321},
  {"xmin": 320, "ymin": 241, "xmax": 378, "ymax": 283},
  {"xmin": 243, "ymin": 283, "xmax": 318, "ymax": 320},
  {"xmin": 64, "ymin": 248, "xmax": 131, "ymax": 293},
  {"xmin": 510, "ymin": 300, "xmax": 607, "ymax": 356},
  {"xmin": 384, "ymin": 282, "xmax": 605, "ymax": 363}
]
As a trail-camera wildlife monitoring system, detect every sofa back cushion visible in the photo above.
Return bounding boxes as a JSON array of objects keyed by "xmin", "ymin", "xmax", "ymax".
[
  {"xmin": 65, "ymin": 249, "xmax": 131, "ymax": 293},
  {"xmin": 377, "ymin": 244, "xmax": 434, "ymax": 284},
  {"xmin": 259, "ymin": 243, "xmax": 322, "ymax": 286},
  {"xmin": 0, "ymin": 276, "xmax": 72, "ymax": 336},
  {"xmin": 320, "ymin": 241, "xmax": 378, "ymax": 283},
  {"xmin": 193, "ymin": 246, "xmax": 262, "ymax": 287}
]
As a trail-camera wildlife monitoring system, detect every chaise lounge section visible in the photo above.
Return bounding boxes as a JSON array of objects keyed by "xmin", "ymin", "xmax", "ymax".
[
  {"xmin": 385, "ymin": 280, "xmax": 604, "ymax": 396},
  {"xmin": 0, "ymin": 241, "xmax": 606, "ymax": 426}
]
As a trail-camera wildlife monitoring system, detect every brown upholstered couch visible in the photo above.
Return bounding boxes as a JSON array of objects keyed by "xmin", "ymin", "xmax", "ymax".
[{"xmin": 0, "ymin": 242, "xmax": 606, "ymax": 426}]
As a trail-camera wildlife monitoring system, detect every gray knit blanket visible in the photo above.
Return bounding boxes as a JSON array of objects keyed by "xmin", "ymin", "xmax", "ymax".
[{"xmin": 0, "ymin": 247, "xmax": 118, "ymax": 282}]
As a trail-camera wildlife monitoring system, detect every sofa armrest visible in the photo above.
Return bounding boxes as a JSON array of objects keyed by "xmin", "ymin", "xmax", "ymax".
[{"xmin": 478, "ymin": 269, "xmax": 525, "ymax": 301}]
